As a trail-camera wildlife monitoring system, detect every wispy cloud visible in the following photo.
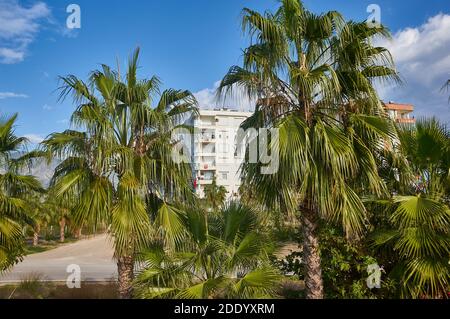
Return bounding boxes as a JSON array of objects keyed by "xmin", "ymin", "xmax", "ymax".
[
  {"xmin": 58, "ymin": 25, "xmax": 79, "ymax": 38},
  {"xmin": 42, "ymin": 104, "xmax": 53, "ymax": 110},
  {"xmin": 0, "ymin": 91, "xmax": 28, "ymax": 99},
  {"xmin": 377, "ymin": 13, "xmax": 450, "ymax": 124},
  {"xmin": 57, "ymin": 119, "xmax": 69, "ymax": 124},
  {"xmin": 194, "ymin": 81, "xmax": 256, "ymax": 111},
  {"xmin": 0, "ymin": 0, "xmax": 50, "ymax": 64},
  {"xmin": 24, "ymin": 133, "xmax": 44, "ymax": 144}
]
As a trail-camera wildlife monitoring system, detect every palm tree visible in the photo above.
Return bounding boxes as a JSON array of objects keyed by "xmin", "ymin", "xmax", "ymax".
[
  {"xmin": 202, "ymin": 177, "xmax": 228, "ymax": 211},
  {"xmin": 218, "ymin": 0, "xmax": 399, "ymax": 298},
  {"xmin": 29, "ymin": 193, "xmax": 75, "ymax": 244},
  {"xmin": 0, "ymin": 114, "xmax": 43, "ymax": 270},
  {"xmin": 42, "ymin": 48, "xmax": 197, "ymax": 298},
  {"xmin": 370, "ymin": 118, "xmax": 450, "ymax": 298},
  {"xmin": 134, "ymin": 202, "xmax": 279, "ymax": 299},
  {"xmin": 397, "ymin": 118, "xmax": 449, "ymax": 196},
  {"xmin": 52, "ymin": 200, "xmax": 70, "ymax": 243},
  {"xmin": 28, "ymin": 195, "xmax": 52, "ymax": 246},
  {"xmin": 442, "ymin": 79, "xmax": 450, "ymax": 103}
]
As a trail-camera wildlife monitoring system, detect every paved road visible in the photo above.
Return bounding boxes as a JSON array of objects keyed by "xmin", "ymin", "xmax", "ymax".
[{"xmin": 0, "ymin": 234, "xmax": 117, "ymax": 283}]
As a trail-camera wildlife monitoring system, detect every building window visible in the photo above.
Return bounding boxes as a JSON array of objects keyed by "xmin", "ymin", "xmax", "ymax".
[{"xmin": 220, "ymin": 171, "xmax": 228, "ymax": 180}]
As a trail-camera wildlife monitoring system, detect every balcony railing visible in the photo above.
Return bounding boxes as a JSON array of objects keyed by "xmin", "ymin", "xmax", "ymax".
[
  {"xmin": 201, "ymin": 136, "xmax": 216, "ymax": 142},
  {"xmin": 194, "ymin": 148, "xmax": 216, "ymax": 156},
  {"xmin": 194, "ymin": 162, "xmax": 216, "ymax": 170},
  {"xmin": 396, "ymin": 118, "xmax": 416, "ymax": 124},
  {"xmin": 198, "ymin": 179, "xmax": 213, "ymax": 185}
]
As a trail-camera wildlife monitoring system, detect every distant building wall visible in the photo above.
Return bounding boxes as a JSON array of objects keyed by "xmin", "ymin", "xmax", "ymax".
[
  {"xmin": 384, "ymin": 102, "xmax": 416, "ymax": 124},
  {"xmin": 188, "ymin": 109, "xmax": 252, "ymax": 199}
]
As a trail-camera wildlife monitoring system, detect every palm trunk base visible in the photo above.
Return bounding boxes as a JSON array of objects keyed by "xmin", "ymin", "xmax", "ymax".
[
  {"xmin": 301, "ymin": 208, "xmax": 324, "ymax": 299},
  {"xmin": 59, "ymin": 217, "xmax": 66, "ymax": 243},
  {"xmin": 33, "ymin": 225, "xmax": 40, "ymax": 246},
  {"xmin": 33, "ymin": 232, "xmax": 39, "ymax": 246},
  {"xmin": 117, "ymin": 255, "xmax": 134, "ymax": 299},
  {"xmin": 74, "ymin": 227, "xmax": 82, "ymax": 239}
]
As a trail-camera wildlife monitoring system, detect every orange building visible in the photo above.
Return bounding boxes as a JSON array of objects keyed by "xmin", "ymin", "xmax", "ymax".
[{"xmin": 384, "ymin": 102, "xmax": 415, "ymax": 124}]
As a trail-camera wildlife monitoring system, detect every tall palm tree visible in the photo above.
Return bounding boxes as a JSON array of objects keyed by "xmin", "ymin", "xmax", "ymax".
[
  {"xmin": 42, "ymin": 48, "xmax": 198, "ymax": 298},
  {"xmin": 134, "ymin": 202, "xmax": 279, "ymax": 299},
  {"xmin": 0, "ymin": 114, "xmax": 43, "ymax": 270},
  {"xmin": 218, "ymin": 0, "xmax": 399, "ymax": 298},
  {"xmin": 370, "ymin": 118, "xmax": 450, "ymax": 298}
]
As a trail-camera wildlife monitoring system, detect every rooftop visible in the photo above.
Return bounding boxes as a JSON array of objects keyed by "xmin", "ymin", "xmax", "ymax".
[{"xmin": 384, "ymin": 102, "xmax": 414, "ymax": 112}]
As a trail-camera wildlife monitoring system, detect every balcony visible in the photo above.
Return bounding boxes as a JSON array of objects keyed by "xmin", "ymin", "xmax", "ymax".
[
  {"xmin": 198, "ymin": 130, "xmax": 216, "ymax": 141},
  {"xmin": 196, "ymin": 121, "xmax": 216, "ymax": 128},
  {"xmin": 195, "ymin": 162, "xmax": 216, "ymax": 170},
  {"xmin": 201, "ymin": 136, "xmax": 216, "ymax": 143},
  {"xmin": 396, "ymin": 118, "xmax": 416, "ymax": 124},
  {"xmin": 194, "ymin": 147, "xmax": 216, "ymax": 157},
  {"xmin": 198, "ymin": 179, "xmax": 213, "ymax": 185},
  {"xmin": 197, "ymin": 174, "xmax": 215, "ymax": 185},
  {"xmin": 194, "ymin": 152, "xmax": 216, "ymax": 157}
]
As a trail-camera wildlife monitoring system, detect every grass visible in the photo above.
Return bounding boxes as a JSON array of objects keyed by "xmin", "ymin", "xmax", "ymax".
[
  {"xmin": 24, "ymin": 238, "xmax": 77, "ymax": 256},
  {"xmin": 0, "ymin": 279, "xmax": 119, "ymax": 299}
]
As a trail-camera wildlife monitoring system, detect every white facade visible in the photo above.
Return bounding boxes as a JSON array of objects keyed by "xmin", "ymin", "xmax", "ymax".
[{"xmin": 189, "ymin": 109, "xmax": 252, "ymax": 199}]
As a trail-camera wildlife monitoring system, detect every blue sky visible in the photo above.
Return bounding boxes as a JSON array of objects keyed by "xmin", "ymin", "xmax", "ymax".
[{"xmin": 1, "ymin": 0, "xmax": 449, "ymax": 145}]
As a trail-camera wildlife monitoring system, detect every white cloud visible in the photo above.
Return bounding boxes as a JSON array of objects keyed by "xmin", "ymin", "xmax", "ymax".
[
  {"xmin": 57, "ymin": 119, "xmax": 69, "ymax": 124},
  {"xmin": 377, "ymin": 13, "xmax": 450, "ymax": 124},
  {"xmin": 0, "ymin": 47, "xmax": 24, "ymax": 63},
  {"xmin": 193, "ymin": 81, "xmax": 256, "ymax": 111},
  {"xmin": 0, "ymin": 0, "xmax": 50, "ymax": 64},
  {"xmin": 0, "ymin": 91, "xmax": 28, "ymax": 99},
  {"xmin": 24, "ymin": 133, "xmax": 44, "ymax": 144},
  {"xmin": 42, "ymin": 104, "xmax": 53, "ymax": 110}
]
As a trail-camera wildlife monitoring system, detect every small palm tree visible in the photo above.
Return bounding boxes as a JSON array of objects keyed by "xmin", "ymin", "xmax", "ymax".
[
  {"xmin": 397, "ymin": 118, "xmax": 450, "ymax": 196},
  {"xmin": 202, "ymin": 177, "xmax": 228, "ymax": 211},
  {"xmin": 0, "ymin": 114, "xmax": 44, "ymax": 271},
  {"xmin": 134, "ymin": 202, "xmax": 279, "ymax": 299},
  {"xmin": 42, "ymin": 48, "xmax": 198, "ymax": 298},
  {"xmin": 370, "ymin": 196, "xmax": 450, "ymax": 298},
  {"xmin": 28, "ymin": 193, "xmax": 75, "ymax": 244},
  {"xmin": 370, "ymin": 118, "xmax": 450, "ymax": 298},
  {"xmin": 28, "ymin": 195, "xmax": 52, "ymax": 246}
]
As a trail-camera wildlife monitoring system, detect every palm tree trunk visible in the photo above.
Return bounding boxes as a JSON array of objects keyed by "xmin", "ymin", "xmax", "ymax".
[
  {"xmin": 33, "ymin": 224, "xmax": 41, "ymax": 246},
  {"xmin": 301, "ymin": 206, "xmax": 324, "ymax": 299},
  {"xmin": 115, "ymin": 134, "xmax": 142, "ymax": 300},
  {"xmin": 74, "ymin": 227, "xmax": 82, "ymax": 239},
  {"xmin": 59, "ymin": 217, "xmax": 66, "ymax": 243},
  {"xmin": 117, "ymin": 255, "xmax": 134, "ymax": 299}
]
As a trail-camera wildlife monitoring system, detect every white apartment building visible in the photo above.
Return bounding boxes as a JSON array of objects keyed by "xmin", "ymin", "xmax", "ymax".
[{"xmin": 188, "ymin": 108, "xmax": 253, "ymax": 199}]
